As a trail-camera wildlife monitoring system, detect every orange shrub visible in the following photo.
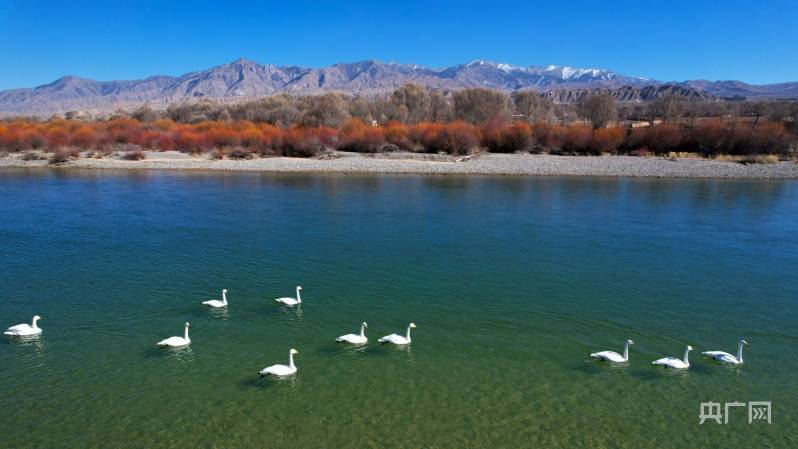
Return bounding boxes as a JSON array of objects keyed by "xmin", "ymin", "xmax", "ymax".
[
  {"xmin": 530, "ymin": 123, "xmax": 564, "ymax": 151},
  {"xmin": 256, "ymin": 124, "xmax": 283, "ymax": 155},
  {"xmin": 204, "ymin": 126, "xmax": 240, "ymax": 148},
  {"xmin": 383, "ymin": 121, "xmax": 411, "ymax": 150},
  {"xmin": 173, "ymin": 128, "xmax": 205, "ymax": 153},
  {"xmin": 282, "ymin": 126, "xmax": 337, "ymax": 157},
  {"xmin": 561, "ymin": 126, "xmax": 592, "ymax": 154},
  {"xmin": 155, "ymin": 134, "xmax": 176, "ymax": 152},
  {"xmin": 338, "ymin": 118, "xmax": 386, "ymax": 152},
  {"xmin": 483, "ymin": 122, "xmax": 533, "ymax": 153},
  {"xmin": 0, "ymin": 115, "xmax": 792, "ymax": 158},
  {"xmin": 107, "ymin": 118, "xmax": 142, "ymax": 144},
  {"xmin": 45, "ymin": 127, "xmax": 70, "ymax": 149},
  {"xmin": 239, "ymin": 128, "xmax": 263, "ymax": 148},
  {"xmin": 589, "ymin": 127, "xmax": 625, "ymax": 154}
]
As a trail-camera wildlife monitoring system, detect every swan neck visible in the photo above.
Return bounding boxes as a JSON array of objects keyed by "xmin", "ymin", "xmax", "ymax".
[
  {"xmin": 737, "ymin": 342, "xmax": 744, "ymax": 362},
  {"xmin": 296, "ymin": 288, "xmax": 301, "ymax": 303},
  {"xmin": 222, "ymin": 291, "xmax": 227, "ymax": 305},
  {"xmin": 683, "ymin": 347, "xmax": 691, "ymax": 365},
  {"xmin": 184, "ymin": 325, "xmax": 190, "ymax": 341},
  {"xmin": 405, "ymin": 325, "xmax": 413, "ymax": 341},
  {"xmin": 32, "ymin": 317, "xmax": 40, "ymax": 328},
  {"xmin": 360, "ymin": 324, "xmax": 366, "ymax": 337},
  {"xmin": 623, "ymin": 341, "xmax": 630, "ymax": 360},
  {"xmin": 288, "ymin": 352, "xmax": 295, "ymax": 369}
]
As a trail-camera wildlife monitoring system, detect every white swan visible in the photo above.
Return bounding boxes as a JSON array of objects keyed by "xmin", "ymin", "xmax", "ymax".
[
  {"xmin": 259, "ymin": 348, "xmax": 299, "ymax": 377},
  {"xmin": 202, "ymin": 289, "xmax": 228, "ymax": 308},
  {"xmin": 702, "ymin": 340, "xmax": 749, "ymax": 365},
  {"xmin": 157, "ymin": 322, "xmax": 191, "ymax": 348},
  {"xmin": 652, "ymin": 345, "xmax": 693, "ymax": 369},
  {"xmin": 274, "ymin": 286, "xmax": 302, "ymax": 306},
  {"xmin": 590, "ymin": 339, "xmax": 634, "ymax": 363},
  {"xmin": 378, "ymin": 323, "xmax": 416, "ymax": 346},
  {"xmin": 336, "ymin": 322, "xmax": 368, "ymax": 344},
  {"xmin": 4, "ymin": 315, "xmax": 42, "ymax": 336}
]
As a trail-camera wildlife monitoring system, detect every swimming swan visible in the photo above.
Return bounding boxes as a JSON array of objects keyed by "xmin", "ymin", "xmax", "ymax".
[
  {"xmin": 275, "ymin": 286, "xmax": 302, "ymax": 306},
  {"xmin": 590, "ymin": 339, "xmax": 634, "ymax": 363},
  {"xmin": 157, "ymin": 322, "xmax": 191, "ymax": 348},
  {"xmin": 652, "ymin": 345, "xmax": 693, "ymax": 369},
  {"xmin": 336, "ymin": 322, "xmax": 368, "ymax": 344},
  {"xmin": 259, "ymin": 348, "xmax": 299, "ymax": 377},
  {"xmin": 378, "ymin": 323, "xmax": 416, "ymax": 346},
  {"xmin": 702, "ymin": 340, "xmax": 749, "ymax": 365},
  {"xmin": 202, "ymin": 289, "xmax": 228, "ymax": 308},
  {"xmin": 4, "ymin": 315, "xmax": 42, "ymax": 337}
]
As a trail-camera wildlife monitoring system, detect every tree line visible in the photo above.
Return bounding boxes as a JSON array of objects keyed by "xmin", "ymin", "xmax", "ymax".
[{"xmin": 1, "ymin": 84, "xmax": 796, "ymax": 159}]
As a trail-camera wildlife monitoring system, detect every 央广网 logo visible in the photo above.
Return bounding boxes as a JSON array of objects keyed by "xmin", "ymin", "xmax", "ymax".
[{"xmin": 699, "ymin": 401, "xmax": 771, "ymax": 424}]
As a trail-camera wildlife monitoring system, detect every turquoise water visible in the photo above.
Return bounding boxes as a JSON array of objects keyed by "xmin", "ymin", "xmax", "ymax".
[{"xmin": 1, "ymin": 170, "xmax": 796, "ymax": 448}]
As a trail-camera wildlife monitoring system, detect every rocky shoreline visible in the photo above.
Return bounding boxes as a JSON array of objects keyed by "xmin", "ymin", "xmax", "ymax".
[{"xmin": 1, "ymin": 151, "xmax": 797, "ymax": 179}]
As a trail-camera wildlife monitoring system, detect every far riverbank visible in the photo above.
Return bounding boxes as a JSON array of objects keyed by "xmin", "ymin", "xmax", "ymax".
[{"xmin": 1, "ymin": 151, "xmax": 797, "ymax": 179}]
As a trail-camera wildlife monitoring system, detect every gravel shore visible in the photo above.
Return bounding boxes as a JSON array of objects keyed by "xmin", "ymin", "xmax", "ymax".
[{"xmin": 1, "ymin": 151, "xmax": 797, "ymax": 179}]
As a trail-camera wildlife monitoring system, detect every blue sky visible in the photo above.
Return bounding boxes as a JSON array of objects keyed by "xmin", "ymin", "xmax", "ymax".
[{"xmin": 0, "ymin": 0, "xmax": 796, "ymax": 90}]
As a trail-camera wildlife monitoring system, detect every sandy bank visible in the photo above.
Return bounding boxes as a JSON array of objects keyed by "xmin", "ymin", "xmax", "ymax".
[{"xmin": 1, "ymin": 151, "xmax": 797, "ymax": 179}]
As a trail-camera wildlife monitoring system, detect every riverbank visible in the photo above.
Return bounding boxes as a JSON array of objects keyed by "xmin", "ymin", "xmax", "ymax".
[{"xmin": 1, "ymin": 150, "xmax": 797, "ymax": 178}]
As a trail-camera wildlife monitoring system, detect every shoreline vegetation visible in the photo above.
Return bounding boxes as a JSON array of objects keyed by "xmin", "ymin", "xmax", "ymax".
[{"xmin": 1, "ymin": 84, "xmax": 796, "ymax": 178}]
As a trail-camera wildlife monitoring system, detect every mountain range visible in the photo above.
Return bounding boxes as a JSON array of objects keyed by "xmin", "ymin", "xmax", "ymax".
[{"xmin": 1, "ymin": 58, "xmax": 796, "ymax": 116}]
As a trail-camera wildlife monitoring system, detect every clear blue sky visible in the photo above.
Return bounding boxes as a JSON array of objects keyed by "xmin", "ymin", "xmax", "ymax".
[{"xmin": 1, "ymin": 0, "xmax": 796, "ymax": 90}]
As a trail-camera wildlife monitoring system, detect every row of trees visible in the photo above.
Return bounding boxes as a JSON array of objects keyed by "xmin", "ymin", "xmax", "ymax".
[
  {"xmin": 95, "ymin": 84, "xmax": 796, "ymax": 133},
  {"xmin": 1, "ymin": 117, "xmax": 793, "ymax": 157}
]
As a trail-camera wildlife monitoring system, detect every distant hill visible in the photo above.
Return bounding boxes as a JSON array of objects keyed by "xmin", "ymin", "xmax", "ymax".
[
  {"xmin": 0, "ymin": 58, "xmax": 795, "ymax": 115},
  {"xmin": 678, "ymin": 80, "xmax": 798, "ymax": 100},
  {"xmin": 542, "ymin": 84, "xmax": 716, "ymax": 104}
]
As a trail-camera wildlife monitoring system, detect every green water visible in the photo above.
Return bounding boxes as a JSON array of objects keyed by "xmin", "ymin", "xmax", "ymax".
[{"xmin": 1, "ymin": 170, "xmax": 796, "ymax": 448}]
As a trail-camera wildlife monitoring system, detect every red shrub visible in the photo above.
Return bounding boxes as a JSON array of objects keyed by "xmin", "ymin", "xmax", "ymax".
[
  {"xmin": 256, "ymin": 125, "xmax": 283, "ymax": 155},
  {"xmin": 282, "ymin": 127, "xmax": 334, "ymax": 157},
  {"xmin": 589, "ymin": 127, "xmax": 625, "ymax": 154},
  {"xmin": 483, "ymin": 122, "xmax": 533, "ymax": 153},
  {"xmin": 107, "ymin": 118, "xmax": 142, "ymax": 144},
  {"xmin": 70, "ymin": 126, "xmax": 97, "ymax": 148},
  {"xmin": 530, "ymin": 123, "xmax": 563, "ymax": 151},
  {"xmin": 561, "ymin": 126, "xmax": 592, "ymax": 154},
  {"xmin": 155, "ymin": 134, "xmax": 176, "ymax": 151},
  {"xmin": 204, "ymin": 126, "xmax": 240, "ymax": 148},
  {"xmin": 338, "ymin": 118, "xmax": 386, "ymax": 152},
  {"xmin": 173, "ymin": 128, "xmax": 206, "ymax": 153},
  {"xmin": 45, "ymin": 127, "xmax": 70, "ymax": 149},
  {"xmin": 239, "ymin": 128, "xmax": 263, "ymax": 148},
  {"xmin": 383, "ymin": 121, "xmax": 411, "ymax": 150}
]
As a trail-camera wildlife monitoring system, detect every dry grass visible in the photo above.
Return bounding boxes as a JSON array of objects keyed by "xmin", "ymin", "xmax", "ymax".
[
  {"xmin": 714, "ymin": 154, "xmax": 780, "ymax": 164},
  {"xmin": 21, "ymin": 151, "xmax": 46, "ymax": 161},
  {"xmin": 740, "ymin": 154, "xmax": 780, "ymax": 164},
  {"xmin": 667, "ymin": 152, "xmax": 702, "ymax": 160},
  {"xmin": 48, "ymin": 151, "xmax": 70, "ymax": 164}
]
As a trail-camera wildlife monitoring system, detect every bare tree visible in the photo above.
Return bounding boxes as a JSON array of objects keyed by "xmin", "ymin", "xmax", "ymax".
[
  {"xmin": 554, "ymin": 104, "xmax": 577, "ymax": 126},
  {"xmin": 453, "ymin": 88, "xmax": 511, "ymax": 124},
  {"xmin": 131, "ymin": 106, "xmax": 157, "ymax": 122},
  {"xmin": 428, "ymin": 91, "xmax": 452, "ymax": 123},
  {"xmin": 363, "ymin": 97, "xmax": 392, "ymax": 124},
  {"xmin": 391, "ymin": 84, "xmax": 430, "ymax": 124},
  {"xmin": 347, "ymin": 97, "xmax": 373, "ymax": 123},
  {"xmin": 682, "ymin": 100, "xmax": 705, "ymax": 129},
  {"xmin": 578, "ymin": 93, "xmax": 617, "ymax": 129},
  {"xmin": 743, "ymin": 101, "xmax": 768, "ymax": 128},
  {"xmin": 299, "ymin": 93, "xmax": 349, "ymax": 128},
  {"xmin": 512, "ymin": 91, "xmax": 553, "ymax": 123}
]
